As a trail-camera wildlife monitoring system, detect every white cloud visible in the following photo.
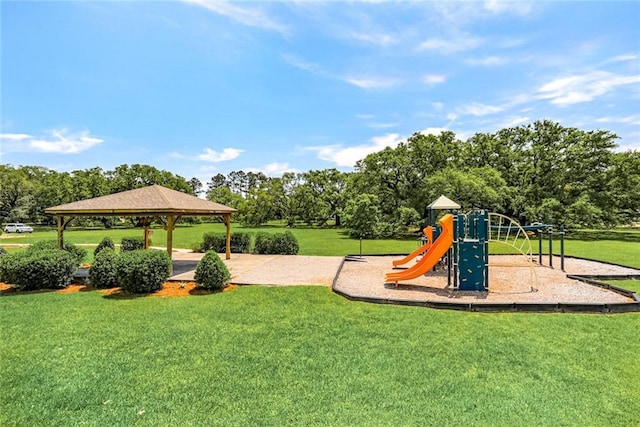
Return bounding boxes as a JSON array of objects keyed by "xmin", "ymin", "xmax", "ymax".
[
  {"xmin": 604, "ymin": 54, "xmax": 638, "ymax": 64},
  {"xmin": 307, "ymin": 133, "xmax": 404, "ymax": 167},
  {"xmin": 183, "ymin": 0, "xmax": 288, "ymax": 35},
  {"xmin": 263, "ymin": 162, "xmax": 296, "ymax": 175},
  {"xmin": 348, "ymin": 31, "xmax": 396, "ymax": 47},
  {"xmin": 502, "ymin": 116, "xmax": 531, "ymax": 128},
  {"xmin": 538, "ymin": 71, "xmax": 640, "ymax": 105},
  {"xmin": 420, "ymin": 127, "xmax": 450, "ymax": 136},
  {"xmin": 246, "ymin": 162, "xmax": 296, "ymax": 176},
  {"xmin": 466, "ymin": 56, "xmax": 509, "ymax": 67},
  {"xmin": 457, "ymin": 102, "xmax": 503, "ymax": 116},
  {"xmin": 423, "ymin": 74, "xmax": 446, "ymax": 85},
  {"xmin": 356, "ymin": 114, "xmax": 375, "ymax": 120},
  {"xmin": 282, "ymin": 54, "xmax": 323, "ymax": 74},
  {"xmin": 0, "ymin": 133, "xmax": 32, "ymax": 140},
  {"xmin": 367, "ymin": 122, "xmax": 398, "ymax": 129},
  {"xmin": 432, "ymin": 102, "xmax": 445, "ymax": 110},
  {"xmin": 418, "ymin": 37, "xmax": 483, "ymax": 54},
  {"xmin": 484, "ymin": 0, "xmax": 533, "ymax": 16},
  {"xmin": 595, "ymin": 115, "xmax": 640, "ymax": 126},
  {"xmin": 344, "ymin": 76, "xmax": 403, "ymax": 90},
  {"xmin": 198, "ymin": 147, "xmax": 244, "ymax": 162},
  {"xmin": 16, "ymin": 128, "xmax": 103, "ymax": 154}
]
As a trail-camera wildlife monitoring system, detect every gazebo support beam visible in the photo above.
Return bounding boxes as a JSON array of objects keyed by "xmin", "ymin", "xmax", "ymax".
[
  {"xmin": 55, "ymin": 216, "xmax": 75, "ymax": 249},
  {"xmin": 223, "ymin": 213, "xmax": 231, "ymax": 260},
  {"xmin": 141, "ymin": 217, "xmax": 152, "ymax": 250}
]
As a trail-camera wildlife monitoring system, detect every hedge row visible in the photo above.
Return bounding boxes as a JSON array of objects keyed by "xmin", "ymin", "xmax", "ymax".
[
  {"xmin": 200, "ymin": 231, "xmax": 299, "ymax": 255},
  {"xmin": 0, "ymin": 241, "xmax": 84, "ymax": 291}
]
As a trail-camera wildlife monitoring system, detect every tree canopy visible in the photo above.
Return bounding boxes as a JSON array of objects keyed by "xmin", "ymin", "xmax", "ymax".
[{"xmin": 2, "ymin": 120, "xmax": 638, "ymax": 235}]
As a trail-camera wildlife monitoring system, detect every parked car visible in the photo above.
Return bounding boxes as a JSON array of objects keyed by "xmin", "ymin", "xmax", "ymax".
[{"xmin": 3, "ymin": 223, "xmax": 34, "ymax": 233}]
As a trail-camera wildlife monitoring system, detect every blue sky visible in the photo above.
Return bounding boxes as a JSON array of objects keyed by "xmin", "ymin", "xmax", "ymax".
[{"xmin": 1, "ymin": 1, "xmax": 639, "ymax": 184}]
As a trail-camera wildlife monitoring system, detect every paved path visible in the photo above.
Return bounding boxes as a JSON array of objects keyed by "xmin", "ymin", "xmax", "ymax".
[{"xmin": 170, "ymin": 252, "xmax": 343, "ymax": 286}]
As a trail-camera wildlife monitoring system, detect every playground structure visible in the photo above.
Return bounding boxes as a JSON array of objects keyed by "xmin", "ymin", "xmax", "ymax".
[{"xmin": 386, "ymin": 208, "xmax": 549, "ymax": 291}]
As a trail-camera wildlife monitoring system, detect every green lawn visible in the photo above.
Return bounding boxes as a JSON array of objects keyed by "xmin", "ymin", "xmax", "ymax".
[
  {"xmin": 2, "ymin": 225, "xmax": 639, "ymax": 425},
  {"xmin": 1, "ymin": 287, "xmax": 638, "ymax": 426},
  {"xmin": 0, "ymin": 222, "xmax": 419, "ymax": 258},
  {"xmin": 604, "ymin": 279, "xmax": 640, "ymax": 293},
  {"xmin": 3, "ymin": 224, "xmax": 639, "ymax": 269}
]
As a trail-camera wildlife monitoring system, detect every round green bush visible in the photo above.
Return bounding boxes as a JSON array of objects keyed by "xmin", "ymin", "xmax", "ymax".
[
  {"xmin": 121, "ymin": 236, "xmax": 145, "ymax": 252},
  {"xmin": 202, "ymin": 232, "xmax": 226, "ymax": 252},
  {"xmin": 271, "ymin": 231, "xmax": 299, "ymax": 255},
  {"xmin": 0, "ymin": 249, "xmax": 76, "ymax": 291},
  {"xmin": 253, "ymin": 232, "xmax": 273, "ymax": 254},
  {"xmin": 253, "ymin": 232, "xmax": 299, "ymax": 255},
  {"xmin": 116, "ymin": 250, "xmax": 171, "ymax": 293},
  {"xmin": 27, "ymin": 240, "xmax": 86, "ymax": 265},
  {"xmin": 194, "ymin": 251, "xmax": 231, "ymax": 290},
  {"xmin": 89, "ymin": 247, "xmax": 119, "ymax": 289},
  {"xmin": 94, "ymin": 237, "xmax": 115, "ymax": 256},
  {"xmin": 230, "ymin": 232, "xmax": 251, "ymax": 253}
]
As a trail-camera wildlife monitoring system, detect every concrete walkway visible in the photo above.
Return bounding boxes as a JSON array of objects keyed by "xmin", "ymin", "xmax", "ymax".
[{"xmin": 170, "ymin": 252, "xmax": 343, "ymax": 286}]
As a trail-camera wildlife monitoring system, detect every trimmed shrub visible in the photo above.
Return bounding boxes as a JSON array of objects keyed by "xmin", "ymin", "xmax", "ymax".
[
  {"xmin": 202, "ymin": 232, "xmax": 225, "ymax": 253},
  {"xmin": 94, "ymin": 237, "xmax": 115, "ymax": 256},
  {"xmin": 194, "ymin": 251, "xmax": 231, "ymax": 290},
  {"xmin": 27, "ymin": 240, "xmax": 86, "ymax": 265},
  {"xmin": 231, "ymin": 232, "xmax": 251, "ymax": 253},
  {"xmin": 89, "ymin": 247, "xmax": 119, "ymax": 289},
  {"xmin": 270, "ymin": 231, "xmax": 299, "ymax": 255},
  {"xmin": 202, "ymin": 232, "xmax": 251, "ymax": 253},
  {"xmin": 191, "ymin": 241, "xmax": 205, "ymax": 253},
  {"xmin": 121, "ymin": 236, "xmax": 145, "ymax": 252},
  {"xmin": 0, "ymin": 247, "xmax": 7, "ymax": 257},
  {"xmin": 0, "ymin": 249, "xmax": 76, "ymax": 291},
  {"xmin": 253, "ymin": 232, "xmax": 299, "ymax": 255},
  {"xmin": 253, "ymin": 232, "xmax": 273, "ymax": 254},
  {"xmin": 116, "ymin": 250, "xmax": 171, "ymax": 293}
]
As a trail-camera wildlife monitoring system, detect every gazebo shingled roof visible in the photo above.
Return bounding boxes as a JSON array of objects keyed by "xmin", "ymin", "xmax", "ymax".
[
  {"xmin": 45, "ymin": 185, "xmax": 236, "ymax": 267},
  {"xmin": 45, "ymin": 184, "xmax": 236, "ymax": 216}
]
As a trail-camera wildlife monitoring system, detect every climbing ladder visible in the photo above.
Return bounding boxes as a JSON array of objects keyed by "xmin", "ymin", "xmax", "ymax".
[{"xmin": 488, "ymin": 213, "xmax": 538, "ymax": 289}]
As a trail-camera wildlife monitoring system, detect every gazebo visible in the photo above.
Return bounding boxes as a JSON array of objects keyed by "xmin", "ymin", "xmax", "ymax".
[{"xmin": 45, "ymin": 185, "xmax": 237, "ymax": 263}]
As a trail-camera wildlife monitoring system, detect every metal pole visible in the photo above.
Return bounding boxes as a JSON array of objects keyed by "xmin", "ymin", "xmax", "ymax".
[
  {"xmin": 560, "ymin": 225, "xmax": 565, "ymax": 271},
  {"xmin": 359, "ymin": 236, "xmax": 362, "ymax": 258},
  {"xmin": 538, "ymin": 229, "xmax": 542, "ymax": 265},
  {"xmin": 548, "ymin": 227, "xmax": 553, "ymax": 268},
  {"xmin": 447, "ymin": 247, "xmax": 452, "ymax": 288}
]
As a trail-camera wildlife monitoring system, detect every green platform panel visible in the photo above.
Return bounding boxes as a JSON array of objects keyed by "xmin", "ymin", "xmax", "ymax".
[{"xmin": 458, "ymin": 241, "xmax": 486, "ymax": 291}]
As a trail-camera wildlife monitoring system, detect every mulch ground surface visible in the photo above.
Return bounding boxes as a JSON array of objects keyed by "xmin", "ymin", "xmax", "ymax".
[{"xmin": 0, "ymin": 281, "xmax": 238, "ymax": 297}]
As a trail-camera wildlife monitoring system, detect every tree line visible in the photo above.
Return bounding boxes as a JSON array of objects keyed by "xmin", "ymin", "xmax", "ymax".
[{"xmin": 1, "ymin": 120, "xmax": 638, "ymax": 235}]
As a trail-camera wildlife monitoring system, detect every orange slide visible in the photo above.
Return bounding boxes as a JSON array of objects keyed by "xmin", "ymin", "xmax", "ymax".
[
  {"xmin": 392, "ymin": 226, "xmax": 433, "ymax": 267},
  {"xmin": 385, "ymin": 214, "xmax": 453, "ymax": 286}
]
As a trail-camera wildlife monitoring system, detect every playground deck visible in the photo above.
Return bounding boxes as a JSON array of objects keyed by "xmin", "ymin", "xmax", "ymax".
[{"xmin": 334, "ymin": 255, "xmax": 640, "ymax": 310}]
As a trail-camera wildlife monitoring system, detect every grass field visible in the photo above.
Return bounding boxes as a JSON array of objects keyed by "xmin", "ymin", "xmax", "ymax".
[
  {"xmin": 1, "ymin": 223, "xmax": 639, "ymax": 425},
  {"xmin": 2, "ymin": 222, "xmax": 639, "ymax": 268},
  {"xmin": 1, "ymin": 287, "xmax": 638, "ymax": 426}
]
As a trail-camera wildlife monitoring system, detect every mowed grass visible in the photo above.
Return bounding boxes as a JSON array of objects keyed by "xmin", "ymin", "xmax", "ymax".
[
  {"xmin": 604, "ymin": 279, "xmax": 640, "ymax": 293},
  {"xmin": 3, "ymin": 223, "xmax": 639, "ymax": 268},
  {"xmin": 1, "ymin": 287, "xmax": 638, "ymax": 426},
  {"xmin": 0, "ymin": 222, "xmax": 419, "ymax": 257},
  {"xmin": 1, "ymin": 224, "xmax": 640, "ymax": 425}
]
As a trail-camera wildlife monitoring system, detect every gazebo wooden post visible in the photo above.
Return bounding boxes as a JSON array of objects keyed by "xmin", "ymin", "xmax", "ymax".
[
  {"xmin": 55, "ymin": 216, "xmax": 74, "ymax": 249},
  {"xmin": 165, "ymin": 215, "xmax": 174, "ymax": 276},
  {"xmin": 166, "ymin": 214, "xmax": 174, "ymax": 256},
  {"xmin": 56, "ymin": 216, "xmax": 64, "ymax": 249},
  {"xmin": 223, "ymin": 213, "xmax": 231, "ymax": 260},
  {"xmin": 142, "ymin": 217, "xmax": 152, "ymax": 250}
]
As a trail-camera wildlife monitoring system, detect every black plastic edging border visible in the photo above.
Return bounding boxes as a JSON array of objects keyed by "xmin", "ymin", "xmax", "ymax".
[{"xmin": 331, "ymin": 254, "xmax": 640, "ymax": 314}]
